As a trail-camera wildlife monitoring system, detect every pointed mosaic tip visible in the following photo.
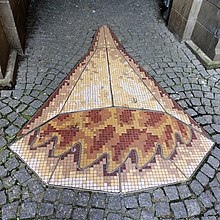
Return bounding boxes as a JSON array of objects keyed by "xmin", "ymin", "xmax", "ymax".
[{"xmin": 11, "ymin": 26, "xmax": 214, "ymax": 193}]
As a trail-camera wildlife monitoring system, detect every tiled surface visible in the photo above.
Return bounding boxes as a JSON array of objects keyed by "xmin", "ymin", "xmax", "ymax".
[{"xmin": 10, "ymin": 26, "xmax": 214, "ymax": 193}]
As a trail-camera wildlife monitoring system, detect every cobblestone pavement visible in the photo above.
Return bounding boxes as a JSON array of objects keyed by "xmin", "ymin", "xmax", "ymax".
[{"xmin": 0, "ymin": 0, "xmax": 220, "ymax": 219}]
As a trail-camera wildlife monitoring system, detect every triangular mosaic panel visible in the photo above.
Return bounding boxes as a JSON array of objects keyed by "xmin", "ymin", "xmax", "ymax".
[{"xmin": 10, "ymin": 26, "xmax": 214, "ymax": 193}]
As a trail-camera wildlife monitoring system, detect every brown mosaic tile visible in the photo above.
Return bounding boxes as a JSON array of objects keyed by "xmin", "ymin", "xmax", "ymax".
[{"xmin": 10, "ymin": 25, "xmax": 214, "ymax": 193}]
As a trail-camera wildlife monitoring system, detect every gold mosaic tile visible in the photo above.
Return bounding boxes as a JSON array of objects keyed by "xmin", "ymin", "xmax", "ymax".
[{"xmin": 10, "ymin": 25, "xmax": 214, "ymax": 193}]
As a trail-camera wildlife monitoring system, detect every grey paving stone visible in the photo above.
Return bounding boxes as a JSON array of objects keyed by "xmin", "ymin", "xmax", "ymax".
[
  {"xmin": 8, "ymin": 185, "xmax": 21, "ymax": 202},
  {"xmin": 56, "ymin": 203, "xmax": 72, "ymax": 219},
  {"xmin": 164, "ymin": 186, "xmax": 179, "ymax": 201},
  {"xmin": 59, "ymin": 189, "xmax": 77, "ymax": 205},
  {"xmin": 72, "ymin": 207, "xmax": 88, "ymax": 220},
  {"xmin": 23, "ymin": 106, "xmax": 37, "ymax": 116},
  {"xmin": 126, "ymin": 208, "xmax": 140, "ymax": 219},
  {"xmin": 211, "ymin": 124, "xmax": 220, "ymax": 133},
  {"xmin": 138, "ymin": 193, "xmax": 152, "ymax": 208},
  {"xmin": 107, "ymin": 213, "xmax": 122, "ymax": 220},
  {"xmin": 13, "ymin": 116, "xmax": 28, "ymax": 127},
  {"xmin": 2, "ymin": 201, "xmax": 18, "ymax": 220},
  {"xmin": 0, "ymin": 119, "xmax": 9, "ymax": 129},
  {"xmin": 107, "ymin": 195, "xmax": 121, "ymax": 211},
  {"xmin": 44, "ymin": 187, "xmax": 59, "ymax": 202},
  {"xmin": 213, "ymin": 134, "xmax": 220, "ymax": 144},
  {"xmin": 0, "ymin": 190, "xmax": 7, "ymax": 205},
  {"xmin": 13, "ymin": 168, "xmax": 32, "ymax": 184},
  {"xmin": 215, "ymin": 203, "xmax": 220, "ymax": 215},
  {"xmin": 196, "ymin": 171, "xmax": 210, "ymax": 186},
  {"xmin": 28, "ymin": 180, "xmax": 44, "ymax": 195},
  {"xmin": 201, "ymin": 164, "xmax": 215, "ymax": 179},
  {"xmin": 16, "ymin": 103, "xmax": 28, "ymax": 113},
  {"xmin": 31, "ymin": 191, "xmax": 45, "ymax": 203},
  {"xmin": 7, "ymin": 112, "xmax": 18, "ymax": 122},
  {"xmin": 3, "ymin": 176, "xmax": 16, "ymax": 189},
  {"xmin": 171, "ymin": 202, "xmax": 187, "ymax": 219},
  {"xmin": 39, "ymin": 203, "xmax": 54, "ymax": 217},
  {"xmin": 89, "ymin": 208, "xmax": 104, "ymax": 220},
  {"xmin": 5, "ymin": 125, "xmax": 19, "ymax": 136},
  {"xmin": 140, "ymin": 208, "xmax": 154, "ymax": 220},
  {"xmin": 204, "ymin": 209, "xmax": 217, "ymax": 216},
  {"xmin": 153, "ymin": 188, "xmax": 167, "ymax": 202},
  {"xmin": 211, "ymin": 147, "xmax": 220, "ymax": 158},
  {"xmin": 207, "ymin": 155, "xmax": 219, "ymax": 169},
  {"xmin": 90, "ymin": 193, "xmax": 106, "ymax": 209},
  {"xmin": 123, "ymin": 195, "xmax": 138, "ymax": 209},
  {"xmin": 0, "ymin": 106, "xmax": 12, "ymax": 115},
  {"xmin": 199, "ymin": 192, "xmax": 213, "ymax": 208},
  {"xmin": 21, "ymin": 95, "xmax": 34, "ymax": 104},
  {"xmin": 19, "ymin": 202, "xmax": 37, "ymax": 219},
  {"xmin": 72, "ymin": 191, "xmax": 89, "ymax": 207},
  {"xmin": 0, "ymin": 149, "xmax": 9, "ymax": 164},
  {"xmin": 155, "ymin": 202, "xmax": 171, "ymax": 217},
  {"xmin": 190, "ymin": 180, "xmax": 204, "ymax": 195},
  {"xmin": 202, "ymin": 216, "xmax": 217, "ymax": 220},
  {"xmin": 0, "ymin": 137, "xmax": 7, "ymax": 148},
  {"xmin": 31, "ymin": 99, "xmax": 43, "ymax": 108},
  {"xmin": 5, "ymin": 157, "xmax": 20, "ymax": 171},
  {"xmin": 211, "ymin": 187, "xmax": 220, "ymax": 202},
  {"xmin": 185, "ymin": 199, "xmax": 201, "ymax": 217},
  {"xmin": 0, "ymin": 165, "xmax": 7, "ymax": 178}
]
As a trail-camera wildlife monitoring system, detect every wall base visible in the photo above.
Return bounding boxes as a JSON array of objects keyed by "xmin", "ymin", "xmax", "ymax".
[
  {"xmin": 186, "ymin": 40, "xmax": 220, "ymax": 69},
  {"xmin": 0, "ymin": 50, "xmax": 17, "ymax": 88}
]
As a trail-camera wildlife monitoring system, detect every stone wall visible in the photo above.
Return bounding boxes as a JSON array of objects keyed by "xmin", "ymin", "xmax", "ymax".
[
  {"xmin": 168, "ymin": 0, "xmax": 194, "ymax": 40},
  {"xmin": 191, "ymin": 0, "xmax": 220, "ymax": 61},
  {"xmin": 0, "ymin": 19, "xmax": 10, "ymax": 79},
  {"xmin": 0, "ymin": 0, "xmax": 29, "ymax": 82},
  {"xmin": 168, "ymin": 0, "xmax": 220, "ymax": 63}
]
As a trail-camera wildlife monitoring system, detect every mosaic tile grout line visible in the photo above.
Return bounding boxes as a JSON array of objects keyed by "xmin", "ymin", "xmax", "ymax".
[{"xmin": 57, "ymin": 47, "xmax": 99, "ymax": 119}]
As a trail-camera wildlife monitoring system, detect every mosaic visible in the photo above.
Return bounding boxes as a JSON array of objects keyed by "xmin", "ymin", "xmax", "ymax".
[{"xmin": 10, "ymin": 25, "xmax": 214, "ymax": 193}]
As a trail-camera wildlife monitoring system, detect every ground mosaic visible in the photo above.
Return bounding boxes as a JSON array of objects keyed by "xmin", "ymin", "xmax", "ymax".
[
  {"xmin": 1, "ymin": 0, "xmax": 220, "ymax": 219},
  {"xmin": 9, "ymin": 26, "xmax": 214, "ymax": 193}
]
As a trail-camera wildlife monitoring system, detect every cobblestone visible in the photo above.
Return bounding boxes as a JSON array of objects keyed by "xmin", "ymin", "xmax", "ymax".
[
  {"xmin": 89, "ymin": 208, "xmax": 104, "ymax": 220},
  {"xmin": 153, "ymin": 188, "xmax": 167, "ymax": 202},
  {"xmin": 91, "ymin": 193, "xmax": 106, "ymax": 209},
  {"xmin": 125, "ymin": 208, "xmax": 140, "ymax": 219},
  {"xmin": 43, "ymin": 187, "xmax": 59, "ymax": 202},
  {"xmin": 185, "ymin": 199, "xmax": 201, "ymax": 217},
  {"xmin": 13, "ymin": 168, "xmax": 31, "ymax": 184},
  {"xmin": 107, "ymin": 195, "xmax": 122, "ymax": 211},
  {"xmin": 0, "ymin": 190, "xmax": 7, "ymax": 205},
  {"xmin": 59, "ymin": 189, "xmax": 77, "ymax": 205},
  {"xmin": 76, "ymin": 192, "xmax": 90, "ymax": 207},
  {"xmin": 155, "ymin": 202, "xmax": 171, "ymax": 217},
  {"xmin": 72, "ymin": 207, "xmax": 88, "ymax": 220},
  {"xmin": 123, "ymin": 195, "xmax": 138, "ymax": 209},
  {"xmin": 56, "ymin": 203, "xmax": 72, "ymax": 219},
  {"xmin": 190, "ymin": 180, "xmax": 204, "ymax": 195},
  {"xmin": 171, "ymin": 202, "xmax": 187, "ymax": 219},
  {"xmin": 2, "ymin": 201, "xmax": 18, "ymax": 220},
  {"xmin": 19, "ymin": 202, "xmax": 37, "ymax": 219},
  {"xmin": 8, "ymin": 185, "xmax": 21, "ymax": 202},
  {"xmin": 39, "ymin": 202, "xmax": 54, "ymax": 216},
  {"xmin": 164, "ymin": 186, "xmax": 179, "ymax": 201},
  {"xmin": 138, "ymin": 192, "xmax": 152, "ymax": 208},
  {"xmin": 107, "ymin": 213, "xmax": 121, "ymax": 220}
]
